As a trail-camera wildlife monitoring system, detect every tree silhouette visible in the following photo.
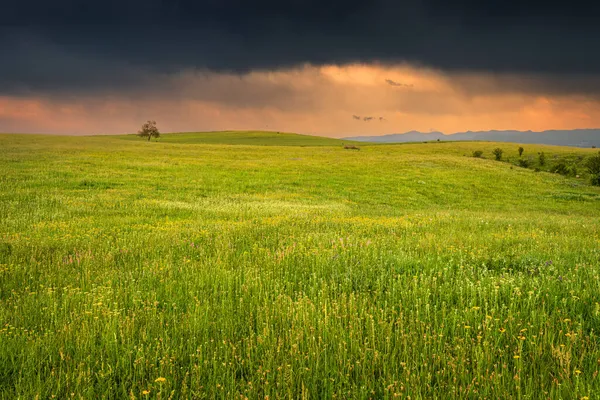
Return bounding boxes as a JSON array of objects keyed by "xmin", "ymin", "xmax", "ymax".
[{"xmin": 137, "ymin": 120, "xmax": 160, "ymax": 142}]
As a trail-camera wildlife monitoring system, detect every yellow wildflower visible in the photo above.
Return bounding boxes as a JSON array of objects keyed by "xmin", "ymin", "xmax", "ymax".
[{"xmin": 155, "ymin": 377, "xmax": 166, "ymax": 383}]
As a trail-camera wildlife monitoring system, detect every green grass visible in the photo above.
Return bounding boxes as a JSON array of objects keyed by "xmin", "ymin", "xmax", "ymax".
[
  {"xmin": 1, "ymin": 132, "xmax": 600, "ymax": 399},
  {"xmin": 116, "ymin": 130, "xmax": 356, "ymax": 146}
]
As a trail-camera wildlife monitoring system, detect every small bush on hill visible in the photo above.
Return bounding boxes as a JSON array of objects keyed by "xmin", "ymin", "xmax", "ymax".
[
  {"xmin": 518, "ymin": 147, "xmax": 524, "ymax": 157},
  {"xmin": 518, "ymin": 159, "xmax": 530, "ymax": 168},
  {"xmin": 587, "ymin": 152, "xmax": 600, "ymax": 185},
  {"xmin": 550, "ymin": 162, "xmax": 577, "ymax": 177},
  {"xmin": 344, "ymin": 145, "xmax": 360, "ymax": 150},
  {"xmin": 492, "ymin": 148, "xmax": 503, "ymax": 161},
  {"xmin": 472, "ymin": 150, "xmax": 483, "ymax": 158},
  {"xmin": 538, "ymin": 152, "xmax": 546, "ymax": 166}
]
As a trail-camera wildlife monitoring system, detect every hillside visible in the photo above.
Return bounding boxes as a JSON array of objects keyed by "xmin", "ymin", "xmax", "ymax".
[
  {"xmin": 1, "ymin": 133, "xmax": 600, "ymax": 398},
  {"xmin": 116, "ymin": 130, "xmax": 355, "ymax": 146},
  {"xmin": 345, "ymin": 128, "xmax": 600, "ymax": 147}
]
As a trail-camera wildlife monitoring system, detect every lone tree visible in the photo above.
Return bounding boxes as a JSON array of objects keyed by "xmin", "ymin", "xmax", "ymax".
[
  {"xmin": 492, "ymin": 148, "xmax": 503, "ymax": 161},
  {"xmin": 138, "ymin": 120, "xmax": 160, "ymax": 141},
  {"xmin": 518, "ymin": 147, "xmax": 524, "ymax": 157}
]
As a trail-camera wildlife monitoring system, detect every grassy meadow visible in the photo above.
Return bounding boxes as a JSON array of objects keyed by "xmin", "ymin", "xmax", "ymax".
[
  {"xmin": 1, "ymin": 132, "xmax": 600, "ymax": 399},
  {"xmin": 116, "ymin": 131, "xmax": 355, "ymax": 146}
]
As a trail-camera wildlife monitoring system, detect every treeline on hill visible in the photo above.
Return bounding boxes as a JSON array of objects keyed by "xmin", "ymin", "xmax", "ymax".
[{"xmin": 471, "ymin": 147, "xmax": 600, "ymax": 185}]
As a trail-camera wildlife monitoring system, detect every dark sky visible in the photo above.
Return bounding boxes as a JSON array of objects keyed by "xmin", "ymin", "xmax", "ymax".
[{"xmin": 2, "ymin": 0, "xmax": 600, "ymax": 95}]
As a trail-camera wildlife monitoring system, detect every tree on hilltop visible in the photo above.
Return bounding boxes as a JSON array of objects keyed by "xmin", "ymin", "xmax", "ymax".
[{"xmin": 138, "ymin": 120, "xmax": 160, "ymax": 141}]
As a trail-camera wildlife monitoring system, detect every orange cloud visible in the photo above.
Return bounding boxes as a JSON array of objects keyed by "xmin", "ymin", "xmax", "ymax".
[{"xmin": 1, "ymin": 64, "xmax": 600, "ymax": 136}]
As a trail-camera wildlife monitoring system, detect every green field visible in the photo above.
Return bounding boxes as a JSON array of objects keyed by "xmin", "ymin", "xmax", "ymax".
[
  {"xmin": 117, "ymin": 131, "xmax": 356, "ymax": 146},
  {"xmin": 1, "ymin": 132, "xmax": 600, "ymax": 399}
]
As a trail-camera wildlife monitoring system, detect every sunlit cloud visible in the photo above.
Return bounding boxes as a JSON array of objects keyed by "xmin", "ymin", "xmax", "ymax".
[{"xmin": 2, "ymin": 63, "xmax": 600, "ymax": 136}]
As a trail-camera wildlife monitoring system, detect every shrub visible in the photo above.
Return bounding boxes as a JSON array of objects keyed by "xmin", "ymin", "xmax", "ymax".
[
  {"xmin": 550, "ymin": 162, "xmax": 577, "ymax": 177},
  {"xmin": 518, "ymin": 147, "xmax": 524, "ymax": 157},
  {"xmin": 538, "ymin": 152, "xmax": 546, "ymax": 166},
  {"xmin": 587, "ymin": 152, "xmax": 600, "ymax": 185},
  {"xmin": 492, "ymin": 148, "xmax": 503, "ymax": 161},
  {"xmin": 472, "ymin": 150, "xmax": 483, "ymax": 158},
  {"xmin": 518, "ymin": 159, "xmax": 530, "ymax": 168},
  {"xmin": 344, "ymin": 145, "xmax": 360, "ymax": 150}
]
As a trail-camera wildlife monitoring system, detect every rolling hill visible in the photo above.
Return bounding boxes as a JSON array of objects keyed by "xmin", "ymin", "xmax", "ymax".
[
  {"xmin": 116, "ymin": 130, "xmax": 356, "ymax": 146},
  {"xmin": 345, "ymin": 128, "xmax": 600, "ymax": 147},
  {"xmin": 1, "ymin": 132, "xmax": 600, "ymax": 398}
]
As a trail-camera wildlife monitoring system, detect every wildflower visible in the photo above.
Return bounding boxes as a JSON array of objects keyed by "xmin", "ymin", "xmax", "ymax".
[
  {"xmin": 464, "ymin": 325, "xmax": 471, "ymax": 329},
  {"xmin": 142, "ymin": 390, "xmax": 150, "ymax": 395},
  {"xmin": 575, "ymin": 370, "xmax": 582, "ymax": 376},
  {"xmin": 513, "ymin": 355, "xmax": 520, "ymax": 359},
  {"xmin": 499, "ymin": 328, "xmax": 506, "ymax": 333},
  {"xmin": 155, "ymin": 377, "xmax": 166, "ymax": 383}
]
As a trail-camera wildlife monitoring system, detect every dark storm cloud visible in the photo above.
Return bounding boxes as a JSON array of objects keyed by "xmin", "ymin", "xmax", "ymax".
[{"xmin": 2, "ymin": 0, "xmax": 600, "ymax": 94}]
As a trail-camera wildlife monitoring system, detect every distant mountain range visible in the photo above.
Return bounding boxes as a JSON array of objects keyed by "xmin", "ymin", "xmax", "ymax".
[{"xmin": 343, "ymin": 129, "xmax": 600, "ymax": 148}]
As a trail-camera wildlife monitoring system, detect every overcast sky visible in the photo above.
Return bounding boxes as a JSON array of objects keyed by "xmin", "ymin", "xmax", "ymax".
[{"xmin": 2, "ymin": 0, "xmax": 600, "ymax": 136}]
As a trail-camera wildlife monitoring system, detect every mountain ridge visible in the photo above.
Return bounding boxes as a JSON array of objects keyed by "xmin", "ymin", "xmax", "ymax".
[{"xmin": 343, "ymin": 129, "xmax": 600, "ymax": 147}]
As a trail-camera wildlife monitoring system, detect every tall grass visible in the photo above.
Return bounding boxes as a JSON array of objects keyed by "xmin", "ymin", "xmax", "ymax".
[{"xmin": 1, "ymin": 134, "xmax": 599, "ymax": 398}]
